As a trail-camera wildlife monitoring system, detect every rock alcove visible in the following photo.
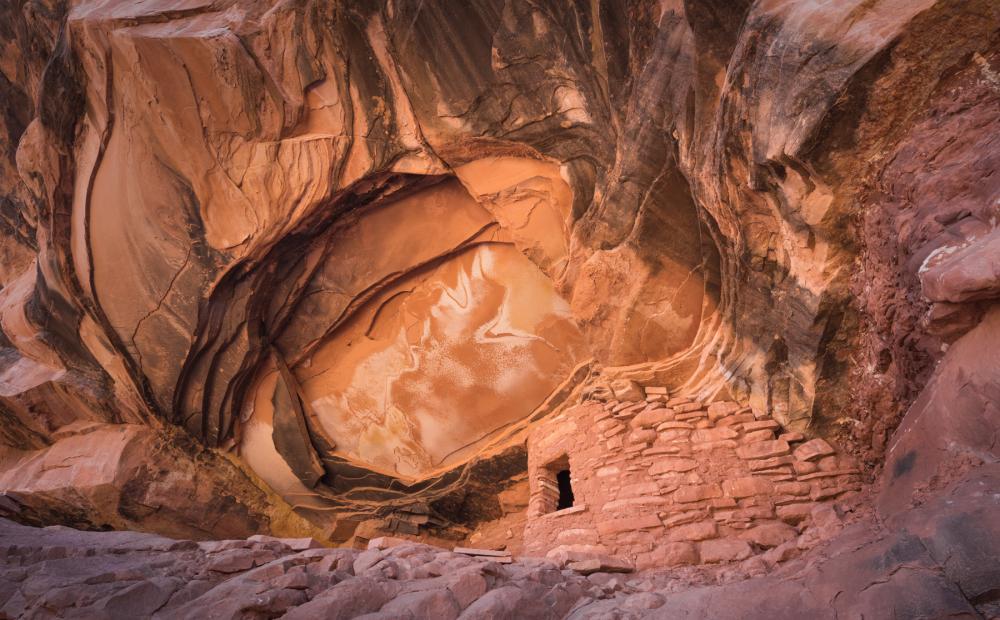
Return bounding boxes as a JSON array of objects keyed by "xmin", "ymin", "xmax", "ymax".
[
  {"xmin": 0, "ymin": 0, "xmax": 997, "ymax": 617},
  {"xmin": 238, "ymin": 171, "xmax": 591, "ymax": 493}
]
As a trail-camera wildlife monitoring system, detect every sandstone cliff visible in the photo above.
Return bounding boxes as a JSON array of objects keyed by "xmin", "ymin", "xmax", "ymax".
[{"xmin": 0, "ymin": 0, "xmax": 998, "ymax": 617}]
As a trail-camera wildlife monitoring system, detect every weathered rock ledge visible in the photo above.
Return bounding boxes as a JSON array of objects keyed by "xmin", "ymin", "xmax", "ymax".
[
  {"xmin": 0, "ymin": 0, "xmax": 998, "ymax": 616},
  {"xmin": 1, "ymin": 461, "xmax": 997, "ymax": 619}
]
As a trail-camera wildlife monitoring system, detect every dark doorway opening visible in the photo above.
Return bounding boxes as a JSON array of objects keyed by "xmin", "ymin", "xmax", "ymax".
[{"xmin": 556, "ymin": 469, "xmax": 574, "ymax": 510}]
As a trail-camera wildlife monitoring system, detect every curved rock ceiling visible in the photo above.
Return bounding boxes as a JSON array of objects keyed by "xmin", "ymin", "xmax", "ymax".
[
  {"xmin": 0, "ymin": 3, "xmax": 997, "ymax": 610},
  {"xmin": 242, "ymin": 176, "xmax": 590, "ymax": 484}
]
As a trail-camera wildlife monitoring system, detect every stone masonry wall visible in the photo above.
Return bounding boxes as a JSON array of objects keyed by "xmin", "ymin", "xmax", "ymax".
[{"xmin": 523, "ymin": 383, "xmax": 862, "ymax": 570}]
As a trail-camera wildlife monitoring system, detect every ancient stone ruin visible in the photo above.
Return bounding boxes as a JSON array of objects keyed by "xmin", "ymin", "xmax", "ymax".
[
  {"xmin": 521, "ymin": 385, "xmax": 860, "ymax": 571},
  {"xmin": 0, "ymin": 0, "xmax": 998, "ymax": 618}
]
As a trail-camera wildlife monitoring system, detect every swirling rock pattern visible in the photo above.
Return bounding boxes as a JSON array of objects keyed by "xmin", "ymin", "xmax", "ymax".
[{"xmin": 0, "ymin": 0, "xmax": 998, "ymax": 612}]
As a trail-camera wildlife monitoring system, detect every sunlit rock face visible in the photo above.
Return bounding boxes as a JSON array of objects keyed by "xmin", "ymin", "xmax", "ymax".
[
  {"xmin": 0, "ymin": 0, "xmax": 997, "ymax": 579},
  {"xmin": 301, "ymin": 242, "xmax": 585, "ymax": 478},
  {"xmin": 237, "ymin": 178, "xmax": 587, "ymax": 483}
]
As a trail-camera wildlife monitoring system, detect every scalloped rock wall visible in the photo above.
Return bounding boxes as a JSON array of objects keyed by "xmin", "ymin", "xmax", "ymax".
[{"xmin": 0, "ymin": 0, "xmax": 997, "ymax": 573}]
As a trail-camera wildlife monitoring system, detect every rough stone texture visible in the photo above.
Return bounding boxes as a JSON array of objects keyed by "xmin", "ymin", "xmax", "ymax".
[
  {"xmin": 0, "ymin": 0, "xmax": 998, "ymax": 617},
  {"xmin": 522, "ymin": 397, "xmax": 860, "ymax": 570},
  {"xmin": 0, "ymin": 424, "xmax": 271, "ymax": 539},
  {"xmin": 1, "ymin": 463, "xmax": 997, "ymax": 620}
]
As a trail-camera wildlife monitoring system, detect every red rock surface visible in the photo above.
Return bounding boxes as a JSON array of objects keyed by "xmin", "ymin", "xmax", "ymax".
[
  {"xmin": 1, "ymin": 465, "xmax": 997, "ymax": 619},
  {"xmin": 0, "ymin": 0, "xmax": 998, "ymax": 617},
  {"xmin": 521, "ymin": 392, "xmax": 861, "ymax": 570}
]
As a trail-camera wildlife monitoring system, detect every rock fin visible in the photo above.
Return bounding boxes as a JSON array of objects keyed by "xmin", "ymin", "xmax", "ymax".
[{"xmin": 271, "ymin": 350, "xmax": 327, "ymax": 488}]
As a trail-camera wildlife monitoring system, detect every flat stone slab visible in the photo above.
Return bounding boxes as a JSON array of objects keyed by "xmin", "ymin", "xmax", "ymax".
[{"xmin": 453, "ymin": 547, "xmax": 512, "ymax": 557}]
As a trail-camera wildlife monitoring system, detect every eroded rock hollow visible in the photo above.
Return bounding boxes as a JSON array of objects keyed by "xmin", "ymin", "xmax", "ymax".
[{"xmin": 0, "ymin": 0, "xmax": 998, "ymax": 617}]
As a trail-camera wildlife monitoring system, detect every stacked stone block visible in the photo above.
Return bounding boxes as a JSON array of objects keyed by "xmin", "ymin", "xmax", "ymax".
[{"xmin": 523, "ymin": 383, "xmax": 861, "ymax": 570}]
